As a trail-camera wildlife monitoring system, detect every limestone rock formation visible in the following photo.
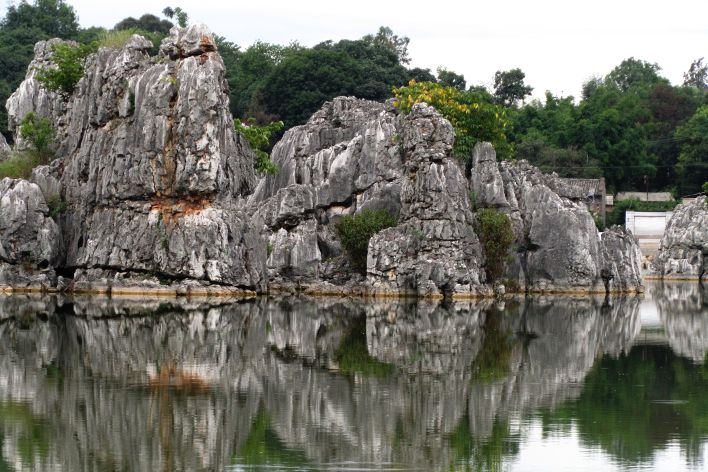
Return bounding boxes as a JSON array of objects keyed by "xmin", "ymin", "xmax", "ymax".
[
  {"xmin": 0, "ymin": 178, "xmax": 61, "ymax": 289},
  {"xmin": 367, "ymin": 103, "xmax": 485, "ymax": 298},
  {"xmin": 470, "ymin": 143, "xmax": 643, "ymax": 294},
  {"xmin": 652, "ymin": 196, "xmax": 707, "ymax": 280},
  {"xmin": 0, "ymin": 132, "xmax": 9, "ymax": 160},
  {"xmin": 6, "ymin": 26, "xmax": 265, "ymax": 293},
  {"xmin": 250, "ymin": 96, "xmax": 404, "ymax": 288}
]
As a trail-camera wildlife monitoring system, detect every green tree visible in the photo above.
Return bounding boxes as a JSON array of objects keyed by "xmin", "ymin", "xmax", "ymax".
[
  {"xmin": 234, "ymin": 118, "xmax": 283, "ymax": 174},
  {"xmin": 362, "ymin": 26, "xmax": 410, "ymax": 64},
  {"xmin": 114, "ymin": 13, "xmax": 173, "ymax": 34},
  {"xmin": 683, "ymin": 57, "xmax": 707, "ymax": 89},
  {"xmin": 35, "ymin": 42, "xmax": 94, "ymax": 98},
  {"xmin": 336, "ymin": 209, "xmax": 397, "ymax": 272},
  {"xmin": 436, "ymin": 67, "xmax": 466, "ymax": 90},
  {"xmin": 675, "ymin": 105, "xmax": 708, "ymax": 194},
  {"xmin": 493, "ymin": 68, "xmax": 533, "ymax": 107},
  {"xmin": 19, "ymin": 111, "xmax": 54, "ymax": 162},
  {"xmin": 605, "ymin": 57, "xmax": 665, "ymax": 92},
  {"xmin": 162, "ymin": 6, "xmax": 188, "ymax": 28},
  {"xmin": 259, "ymin": 37, "xmax": 408, "ymax": 126},
  {"xmin": 2, "ymin": 0, "xmax": 78, "ymax": 38},
  {"xmin": 394, "ymin": 80, "xmax": 512, "ymax": 160},
  {"xmin": 474, "ymin": 208, "xmax": 513, "ymax": 283}
]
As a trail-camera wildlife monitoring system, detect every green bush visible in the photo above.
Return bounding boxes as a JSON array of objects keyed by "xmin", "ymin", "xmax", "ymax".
[
  {"xmin": 703, "ymin": 182, "xmax": 708, "ymax": 194},
  {"xmin": 475, "ymin": 208, "xmax": 514, "ymax": 283},
  {"xmin": 0, "ymin": 151, "xmax": 40, "ymax": 179},
  {"xmin": 336, "ymin": 209, "xmax": 397, "ymax": 272},
  {"xmin": 234, "ymin": 118, "xmax": 283, "ymax": 174},
  {"xmin": 46, "ymin": 194, "xmax": 67, "ymax": 218},
  {"xmin": 35, "ymin": 42, "xmax": 94, "ymax": 98},
  {"xmin": 606, "ymin": 199, "xmax": 680, "ymax": 227},
  {"xmin": 19, "ymin": 112, "xmax": 54, "ymax": 162}
]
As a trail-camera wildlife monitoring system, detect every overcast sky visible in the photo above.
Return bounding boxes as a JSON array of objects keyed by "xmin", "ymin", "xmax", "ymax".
[{"xmin": 5, "ymin": 0, "xmax": 707, "ymax": 101}]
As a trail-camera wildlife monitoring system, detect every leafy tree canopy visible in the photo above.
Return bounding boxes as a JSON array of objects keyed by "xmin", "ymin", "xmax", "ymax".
[{"xmin": 493, "ymin": 68, "xmax": 533, "ymax": 107}]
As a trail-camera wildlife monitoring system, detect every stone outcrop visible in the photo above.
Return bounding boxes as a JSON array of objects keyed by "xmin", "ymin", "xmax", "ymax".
[
  {"xmin": 6, "ymin": 26, "xmax": 265, "ymax": 293},
  {"xmin": 0, "ymin": 178, "xmax": 61, "ymax": 289},
  {"xmin": 470, "ymin": 143, "xmax": 643, "ymax": 294},
  {"xmin": 367, "ymin": 103, "xmax": 485, "ymax": 298},
  {"xmin": 0, "ymin": 132, "xmax": 9, "ymax": 160},
  {"xmin": 249, "ymin": 96, "xmax": 403, "ymax": 289},
  {"xmin": 652, "ymin": 196, "xmax": 707, "ymax": 280},
  {"xmin": 4, "ymin": 25, "xmax": 645, "ymax": 296}
]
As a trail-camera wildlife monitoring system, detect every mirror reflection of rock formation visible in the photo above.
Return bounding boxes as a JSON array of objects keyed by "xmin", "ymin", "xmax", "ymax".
[{"xmin": 0, "ymin": 294, "xmax": 649, "ymax": 471}]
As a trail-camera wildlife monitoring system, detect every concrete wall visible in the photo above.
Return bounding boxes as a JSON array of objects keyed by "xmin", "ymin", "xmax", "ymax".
[{"xmin": 625, "ymin": 211, "xmax": 673, "ymax": 256}]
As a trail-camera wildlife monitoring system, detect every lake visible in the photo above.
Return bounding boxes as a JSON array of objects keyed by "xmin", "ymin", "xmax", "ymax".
[{"xmin": 0, "ymin": 282, "xmax": 706, "ymax": 471}]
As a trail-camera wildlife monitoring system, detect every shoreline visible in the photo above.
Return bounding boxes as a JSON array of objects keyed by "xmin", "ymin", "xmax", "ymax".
[{"xmin": 0, "ymin": 282, "xmax": 656, "ymax": 300}]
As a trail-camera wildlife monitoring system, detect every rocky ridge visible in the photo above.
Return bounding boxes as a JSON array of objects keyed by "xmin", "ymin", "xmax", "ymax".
[
  {"xmin": 652, "ymin": 196, "xmax": 707, "ymax": 281},
  {"xmin": 1, "ymin": 26, "xmax": 644, "ymax": 297}
]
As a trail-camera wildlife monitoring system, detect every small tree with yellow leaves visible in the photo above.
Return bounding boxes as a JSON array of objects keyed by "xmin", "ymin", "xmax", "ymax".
[{"xmin": 393, "ymin": 80, "xmax": 512, "ymax": 161}]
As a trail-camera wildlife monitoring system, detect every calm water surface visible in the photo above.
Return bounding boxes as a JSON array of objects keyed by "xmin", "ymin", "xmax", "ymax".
[{"xmin": 0, "ymin": 282, "xmax": 706, "ymax": 471}]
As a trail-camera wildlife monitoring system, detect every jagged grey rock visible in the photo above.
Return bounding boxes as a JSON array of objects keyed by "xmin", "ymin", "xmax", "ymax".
[
  {"xmin": 7, "ymin": 26, "xmax": 266, "ymax": 292},
  {"xmin": 367, "ymin": 103, "xmax": 485, "ymax": 298},
  {"xmin": 469, "ymin": 146, "xmax": 643, "ymax": 294},
  {"xmin": 0, "ymin": 133, "xmax": 10, "ymax": 161},
  {"xmin": 0, "ymin": 178, "xmax": 61, "ymax": 288},
  {"xmin": 652, "ymin": 196, "xmax": 707, "ymax": 280},
  {"xmin": 250, "ymin": 97, "xmax": 404, "ymax": 286},
  {"xmin": 600, "ymin": 226, "xmax": 643, "ymax": 292}
]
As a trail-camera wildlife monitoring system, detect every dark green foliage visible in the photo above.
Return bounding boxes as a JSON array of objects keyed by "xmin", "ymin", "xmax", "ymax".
[
  {"xmin": 258, "ymin": 38, "xmax": 409, "ymax": 126},
  {"xmin": 161, "ymin": 7, "xmax": 188, "ymax": 28},
  {"xmin": 234, "ymin": 118, "xmax": 283, "ymax": 174},
  {"xmin": 674, "ymin": 105, "xmax": 708, "ymax": 195},
  {"xmin": 474, "ymin": 208, "xmax": 513, "ymax": 283},
  {"xmin": 19, "ymin": 112, "xmax": 54, "ymax": 162},
  {"xmin": 605, "ymin": 199, "xmax": 679, "ymax": 227},
  {"xmin": 35, "ymin": 42, "xmax": 94, "ymax": 98},
  {"xmin": 703, "ymin": 182, "xmax": 708, "ymax": 193},
  {"xmin": 114, "ymin": 13, "xmax": 173, "ymax": 34},
  {"xmin": 515, "ymin": 139, "xmax": 602, "ymax": 178},
  {"xmin": 605, "ymin": 57, "xmax": 665, "ymax": 92},
  {"xmin": 336, "ymin": 209, "xmax": 396, "ymax": 272},
  {"xmin": 437, "ymin": 67, "xmax": 466, "ymax": 90},
  {"xmin": 2, "ymin": 0, "xmax": 78, "ymax": 38},
  {"xmin": 45, "ymin": 194, "xmax": 66, "ymax": 218},
  {"xmin": 683, "ymin": 57, "xmax": 708, "ymax": 88},
  {"xmin": 407, "ymin": 67, "xmax": 436, "ymax": 83},
  {"xmin": 493, "ymin": 68, "xmax": 533, "ymax": 107}
]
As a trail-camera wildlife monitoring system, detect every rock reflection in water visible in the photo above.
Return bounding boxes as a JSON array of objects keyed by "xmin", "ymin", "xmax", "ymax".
[
  {"xmin": 0, "ymin": 289, "xmax": 696, "ymax": 471},
  {"xmin": 651, "ymin": 282, "xmax": 708, "ymax": 363}
]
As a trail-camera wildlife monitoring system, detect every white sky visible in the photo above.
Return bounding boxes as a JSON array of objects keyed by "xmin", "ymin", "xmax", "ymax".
[{"xmin": 5, "ymin": 0, "xmax": 707, "ymax": 101}]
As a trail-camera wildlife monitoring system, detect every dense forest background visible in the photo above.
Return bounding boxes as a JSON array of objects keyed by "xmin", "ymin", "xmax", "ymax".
[{"xmin": 1, "ymin": 0, "xmax": 706, "ymax": 194}]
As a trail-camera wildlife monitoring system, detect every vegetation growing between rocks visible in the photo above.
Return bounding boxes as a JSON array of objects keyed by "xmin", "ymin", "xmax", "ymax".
[
  {"xmin": 35, "ymin": 42, "xmax": 94, "ymax": 97},
  {"xmin": 19, "ymin": 112, "xmax": 54, "ymax": 161},
  {"xmin": 393, "ymin": 80, "xmax": 513, "ymax": 161},
  {"xmin": 474, "ymin": 208, "xmax": 514, "ymax": 283},
  {"xmin": 336, "ymin": 209, "xmax": 397, "ymax": 272},
  {"xmin": 234, "ymin": 118, "xmax": 283, "ymax": 174}
]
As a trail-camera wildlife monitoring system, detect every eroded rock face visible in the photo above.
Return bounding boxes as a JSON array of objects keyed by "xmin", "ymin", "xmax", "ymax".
[
  {"xmin": 0, "ymin": 178, "xmax": 61, "ymax": 288},
  {"xmin": 367, "ymin": 104, "xmax": 485, "ymax": 298},
  {"xmin": 250, "ymin": 97, "xmax": 404, "ymax": 286},
  {"xmin": 469, "ymin": 144, "xmax": 643, "ymax": 294},
  {"xmin": 7, "ymin": 26, "xmax": 265, "ymax": 292},
  {"xmin": 652, "ymin": 196, "xmax": 707, "ymax": 280},
  {"xmin": 0, "ymin": 133, "xmax": 9, "ymax": 160}
]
